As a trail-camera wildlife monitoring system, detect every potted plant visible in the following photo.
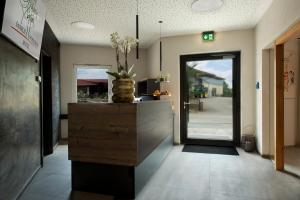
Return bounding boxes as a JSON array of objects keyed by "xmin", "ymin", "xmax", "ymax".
[{"xmin": 107, "ymin": 32, "xmax": 138, "ymax": 103}]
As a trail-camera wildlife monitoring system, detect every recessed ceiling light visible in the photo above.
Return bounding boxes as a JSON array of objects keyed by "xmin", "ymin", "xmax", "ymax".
[
  {"xmin": 191, "ymin": 0, "xmax": 224, "ymax": 12},
  {"xmin": 71, "ymin": 21, "xmax": 95, "ymax": 30}
]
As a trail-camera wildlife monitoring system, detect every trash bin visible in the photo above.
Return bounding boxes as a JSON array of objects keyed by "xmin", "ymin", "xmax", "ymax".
[{"xmin": 241, "ymin": 134, "xmax": 256, "ymax": 152}]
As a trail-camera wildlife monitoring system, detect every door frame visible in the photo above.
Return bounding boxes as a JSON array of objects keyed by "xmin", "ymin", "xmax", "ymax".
[
  {"xmin": 274, "ymin": 20, "xmax": 300, "ymax": 170},
  {"xmin": 180, "ymin": 51, "xmax": 241, "ymax": 147}
]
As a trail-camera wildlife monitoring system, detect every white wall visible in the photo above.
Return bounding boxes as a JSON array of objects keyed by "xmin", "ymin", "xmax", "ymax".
[
  {"xmin": 146, "ymin": 30, "xmax": 256, "ymax": 144},
  {"xmin": 255, "ymin": 0, "xmax": 300, "ymax": 154},
  {"xmin": 60, "ymin": 44, "xmax": 147, "ymax": 138}
]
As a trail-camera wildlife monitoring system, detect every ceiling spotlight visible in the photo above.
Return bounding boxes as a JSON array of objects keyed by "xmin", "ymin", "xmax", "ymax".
[
  {"xmin": 71, "ymin": 21, "xmax": 95, "ymax": 30},
  {"xmin": 191, "ymin": 0, "xmax": 224, "ymax": 12}
]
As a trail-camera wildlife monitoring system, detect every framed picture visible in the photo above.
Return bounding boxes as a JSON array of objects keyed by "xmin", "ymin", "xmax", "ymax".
[{"xmin": 1, "ymin": 0, "xmax": 46, "ymax": 60}]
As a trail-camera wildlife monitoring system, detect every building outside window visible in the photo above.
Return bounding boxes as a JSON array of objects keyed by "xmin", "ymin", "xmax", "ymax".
[{"xmin": 75, "ymin": 65, "xmax": 109, "ymax": 103}]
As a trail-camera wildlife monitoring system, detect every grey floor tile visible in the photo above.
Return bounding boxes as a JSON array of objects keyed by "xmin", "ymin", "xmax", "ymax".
[
  {"xmin": 18, "ymin": 192, "xmax": 67, "ymax": 200},
  {"xmin": 18, "ymin": 145, "xmax": 300, "ymax": 200},
  {"xmin": 210, "ymin": 172, "xmax": 300, "ymax": 200},
  {"xmin": 21, "ymin": 174, "xmax": 71, "ymax": 199},
  {"xmin": 210, "ymin": 192, "xmax": 267, "ymax": 200},
  {"xmin": 136, "ymin": 185, "xmax": 210, "ymax": 200}
]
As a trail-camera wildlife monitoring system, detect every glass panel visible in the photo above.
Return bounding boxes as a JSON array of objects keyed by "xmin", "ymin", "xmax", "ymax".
[
  {"xmin": 186, "ymin": 59, "xmax": 233, "ymax": 140},
  {"xmin": 76, "ymin": 67, "xmax": 109, "ymax": 103}
]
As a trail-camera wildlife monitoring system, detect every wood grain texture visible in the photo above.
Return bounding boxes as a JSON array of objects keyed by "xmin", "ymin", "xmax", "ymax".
[
  {"xmin": 68, "ymin": 101, "xmax": 173, "ymax": 166},
  {"xmin": 68, "ymin": 103, "xmax": 138, "ymax": 166},
  {"xmin": 275, "ymin": 20, "xmax": 300, "ymax": 45},
  {"xmin": 275, "ymin": 44, "xmax": 284, "ymax": 171}
]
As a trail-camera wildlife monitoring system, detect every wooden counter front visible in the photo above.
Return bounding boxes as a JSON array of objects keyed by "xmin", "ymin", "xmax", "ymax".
[
  {"xmin": 68, "ymin": 101, "xmax": 173, "ymax": 198},
  {"xmin": 68, "ymin": 101, "xmax": 173, "ymax": 166}
]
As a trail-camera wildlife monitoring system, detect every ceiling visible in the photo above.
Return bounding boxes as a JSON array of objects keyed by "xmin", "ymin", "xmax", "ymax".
[{"xmin": 44, "ymin": 0, "xmax": 274, "ymax": 48}]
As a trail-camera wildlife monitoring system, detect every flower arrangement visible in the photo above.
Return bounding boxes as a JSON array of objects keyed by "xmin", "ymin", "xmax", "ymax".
[{"xmin": 107, "ymin": 32, "xmax": 138, "ymax": 79}]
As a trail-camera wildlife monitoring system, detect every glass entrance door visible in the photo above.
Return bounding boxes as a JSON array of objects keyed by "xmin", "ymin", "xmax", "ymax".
[{"xmin": 180, "ymin": 52, "xmax": 240, "ymax": 146}]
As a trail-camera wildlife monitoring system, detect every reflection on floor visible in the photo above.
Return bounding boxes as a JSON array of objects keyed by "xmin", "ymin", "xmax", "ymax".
[
  {"xmin": 285, "ymin": 146, "xmax": 300, "ymax": 177},
  {"xmin": 188, "ymin": 97, "xmax": 233, "ymax": 140},
  {"xmin": 18, "ymin": 145, "xmax": 300, "ymax": 200}
]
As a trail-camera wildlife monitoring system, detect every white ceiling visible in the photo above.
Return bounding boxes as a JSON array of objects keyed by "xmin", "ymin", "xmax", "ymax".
[{"xmin": 44, "ymin": 0, "xmax": 273, "ymax": 48}]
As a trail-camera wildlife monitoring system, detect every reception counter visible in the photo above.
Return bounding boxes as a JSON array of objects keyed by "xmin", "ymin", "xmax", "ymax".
[{"xmin": 68, "ymin": 101, "xmax": 173, "ymax": 199}]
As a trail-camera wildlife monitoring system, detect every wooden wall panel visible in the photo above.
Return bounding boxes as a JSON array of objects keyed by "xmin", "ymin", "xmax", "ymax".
[
  {"xmin": 68, "ymin": 103, "xmax": 138, "ymax": 166},
  {"xmin": 276, "ymin": 21, "xmax": 300, "ymax": 45},
  {"xmin": 275, "ymin": 44, "xmax": 284, "ymax": 170}
]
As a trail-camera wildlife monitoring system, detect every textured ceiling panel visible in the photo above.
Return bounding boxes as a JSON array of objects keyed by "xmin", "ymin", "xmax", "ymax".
[{"xmin": 44, "ymin": 0, "xmax": 273, "ymax": 47}]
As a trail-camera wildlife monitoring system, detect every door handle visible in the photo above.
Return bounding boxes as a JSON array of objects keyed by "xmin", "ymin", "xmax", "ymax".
[{"xmin": 184, "ymin": 102, "xmax": 190, "ymax": 109}]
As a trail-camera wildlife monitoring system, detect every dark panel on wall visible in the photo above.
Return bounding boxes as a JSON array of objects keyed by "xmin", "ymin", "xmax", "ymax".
[
  {"xmin": 0, "ymin": 36, "xmax": 41, "ymax": 200},
  {"xmin": 41, "ymin": 22, "xmax": 61, "ymax": 147},
  {"xmin": 0, "ymin": 0, "xmax": 5, "ymax": 29},
  {"xmin": 41, "ymin": 53, "xmax": 53, "ymax": 155}
]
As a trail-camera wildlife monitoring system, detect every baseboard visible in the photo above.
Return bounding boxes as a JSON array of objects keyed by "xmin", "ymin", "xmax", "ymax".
[
  {"xmin": 261, "ymin": 154, "xmax": 271, "ymax": 159},
  {"xmin": 59, "ymin": 138, "xmax": 68, "ymax": 145},
  {"xmin": 283, "ymin": 170, "xmax": 300, "ymax": 179},
  {"xmin": 53, "ymin": 142, "xmax": 59, "ymax": 150}
]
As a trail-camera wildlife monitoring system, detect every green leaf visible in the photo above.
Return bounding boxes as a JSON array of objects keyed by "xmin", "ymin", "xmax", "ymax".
[{"xmin": 106, "ymin": 71, "xmax": 120, "ymax": 79}]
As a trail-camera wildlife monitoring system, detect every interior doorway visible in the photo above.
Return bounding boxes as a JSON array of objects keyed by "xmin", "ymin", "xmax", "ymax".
[
  {"xmin": 40, "ymin": 52, "xmax": 53, "ymax": 156},
  {"xmin": 180, "ymin": 51, "xmax": 241, "ymax": 147},
  {"xmin": 274, "ymin": 20, "xmax": 300, "ymax": 171},
  {"xmin": 283, "ymin": 37, "xmax": 300, "ymax": 176}
]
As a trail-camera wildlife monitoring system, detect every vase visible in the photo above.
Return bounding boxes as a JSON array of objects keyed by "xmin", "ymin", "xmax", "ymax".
[{"xmin": 112, "ymin": 78, "xmax": 135, "ymax": 103}]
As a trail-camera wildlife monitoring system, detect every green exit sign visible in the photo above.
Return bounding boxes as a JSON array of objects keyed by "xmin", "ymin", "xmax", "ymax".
[{"xmin": 202, "ymin": 31, "xmax": 215, "ymax": 41}]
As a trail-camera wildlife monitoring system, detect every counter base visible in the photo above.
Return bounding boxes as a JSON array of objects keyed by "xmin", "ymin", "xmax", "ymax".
[{"xmin": 71, "ymin": 135, "xmax": 173, "ymax": 199}]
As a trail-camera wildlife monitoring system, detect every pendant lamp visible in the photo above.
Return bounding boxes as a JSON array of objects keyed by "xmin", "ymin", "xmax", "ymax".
[{"xmin": 136, "ymin": 0, "xmax": 139, "ymax": 59}]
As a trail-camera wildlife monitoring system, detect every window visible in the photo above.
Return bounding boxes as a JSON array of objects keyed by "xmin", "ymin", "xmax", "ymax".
[{"xmin": 74, "ymin": 65, "xmax": 110, "ymax": 103}]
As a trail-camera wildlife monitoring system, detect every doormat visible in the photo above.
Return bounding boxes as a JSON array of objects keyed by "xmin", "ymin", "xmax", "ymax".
[{"xmin": 182, "ymin": 145, "xmax": 239, "ymax": 156}]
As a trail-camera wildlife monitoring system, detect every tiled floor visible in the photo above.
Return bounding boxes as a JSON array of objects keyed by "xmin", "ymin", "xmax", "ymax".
[
  {"xmin": 18, "ymin": 146, "xmax": 71, "ymax": 200},
  {"xmin": 18, "ymin": 145, "xmax": 300, "ymax": 200},
  {"xmin": 285, "ymin": 146, "xmax": 300, "ymax": 177}
]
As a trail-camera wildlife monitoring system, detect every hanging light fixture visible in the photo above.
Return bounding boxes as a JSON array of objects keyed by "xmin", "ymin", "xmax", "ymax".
[
  {"xmin": 157, "ymin": 20, "xmax": 170, "ymax": 84},
  {"xmin": 136, "ymin": 0, "xmax": 139, "ymax": 59},
  {"xmin": 159, "ymin": 20, "xmax": 163, "ymax": 72},
  {"xmin": 152, "ymin": 0, "xmax": 171, "ymax": 97}
]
